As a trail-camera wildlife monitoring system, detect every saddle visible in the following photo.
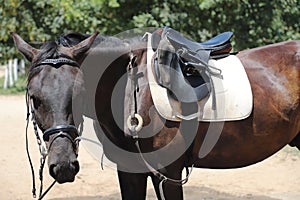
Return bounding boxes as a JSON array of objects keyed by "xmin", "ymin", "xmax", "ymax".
[{"xmin": 152, "ymin": 27, "xmax": 233, "ymax": 103}]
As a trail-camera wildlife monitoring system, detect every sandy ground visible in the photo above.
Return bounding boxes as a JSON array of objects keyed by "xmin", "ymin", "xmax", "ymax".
[{"xmin": 0, "ymin": 95, "xmax": 300, "ymax": 200}]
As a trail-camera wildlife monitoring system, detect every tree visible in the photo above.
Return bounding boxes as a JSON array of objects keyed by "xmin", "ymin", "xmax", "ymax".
[
  {"xmin": 128, "ymin": 0, "xmax": 300, "ymax": 50},
  {"xmin": 1, "ymin": 0, "xmax": 300, "ymax": 63},
  {"xmin": 0, "ymin": 0, "xmax": 118, "ymax": 62}
]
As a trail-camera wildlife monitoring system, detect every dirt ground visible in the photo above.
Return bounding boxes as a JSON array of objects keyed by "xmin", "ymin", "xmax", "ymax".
[{"xmin": 0, "ymin": 95, "xmax": 300, "ymax": 200}]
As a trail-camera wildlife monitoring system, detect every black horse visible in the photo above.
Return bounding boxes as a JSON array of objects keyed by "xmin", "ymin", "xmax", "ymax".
[
  {"xmin": 12, "ymin": 31, "xmax": 149, "ymax": 199},
  {"xmin": 12, "ymin": 32, "xmax": 98, "ymax": 184}
]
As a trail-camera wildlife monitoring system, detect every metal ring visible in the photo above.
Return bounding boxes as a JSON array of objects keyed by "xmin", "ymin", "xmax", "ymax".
[{"xmin": 127, "ymin": 114, "xmax": 143, "ymax": 133}]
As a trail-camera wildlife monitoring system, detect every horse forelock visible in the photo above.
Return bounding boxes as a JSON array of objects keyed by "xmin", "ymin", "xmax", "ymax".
[
  {"xmin": 28, "ymin": 33, "xmax": 90, "ymax": 82},
  {"xmin": 57, "ymin": 33, "xmax": 91, "ymax": 47}
]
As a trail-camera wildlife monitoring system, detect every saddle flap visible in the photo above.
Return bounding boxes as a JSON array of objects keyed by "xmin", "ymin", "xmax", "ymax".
[{"xmin": 154, "ymin": 36, "xmax": 211, "ymax": 103}]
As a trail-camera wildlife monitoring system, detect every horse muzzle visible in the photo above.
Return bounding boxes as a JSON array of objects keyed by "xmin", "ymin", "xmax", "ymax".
[
  {"xmin": 49, "ymin": 159, "xmax": 80, "ymax": 183},
  {"xmin": 45, "ymin": 125, "xmax": 80, "ymax": 184},
  {"xmin": 47, "ymin": 135, "xmax": 80, "ymax": 183}
]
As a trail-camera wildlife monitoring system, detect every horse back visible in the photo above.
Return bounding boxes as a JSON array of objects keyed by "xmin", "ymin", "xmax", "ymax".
[
  {"xmin": 238, "ymin": 40, "xmax": 300, "ymax": 144},
  {"xmin": 190, "ymin": 41, "xmax": 300, "ymax": 169},
  {"xmin": 238, "ymin": 40, "xmax": 300, "ymax": 121}
]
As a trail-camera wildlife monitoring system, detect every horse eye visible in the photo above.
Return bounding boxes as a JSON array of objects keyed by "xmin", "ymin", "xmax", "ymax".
[{"xmin": 31, "ymin": 96, "xmax": 41, "ymax": 109}]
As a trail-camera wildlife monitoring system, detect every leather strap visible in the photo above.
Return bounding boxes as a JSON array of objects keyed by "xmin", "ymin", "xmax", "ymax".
[
  {"xmin": 34, "ymin": 58, "xmax": 80, "ymax": 68},
  {"xmin": 43, "ymin": 125, "xmax": 79, "ymax": 142}
]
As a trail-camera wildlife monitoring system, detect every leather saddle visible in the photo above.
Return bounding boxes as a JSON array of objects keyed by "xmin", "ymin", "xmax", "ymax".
[{"xmin": 152, "ymin": 27, "xmax": 233, "ymax": 103}]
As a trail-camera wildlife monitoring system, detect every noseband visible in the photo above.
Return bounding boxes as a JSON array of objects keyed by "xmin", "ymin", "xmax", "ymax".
[{"xmin": 43, "ymin": 125, "xmax": 79, "ymax": 147}]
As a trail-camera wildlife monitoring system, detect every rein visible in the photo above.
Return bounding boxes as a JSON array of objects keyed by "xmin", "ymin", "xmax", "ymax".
[{"xmin": 25, "ymin": 90, "xmax": 55, "ymax": 199}]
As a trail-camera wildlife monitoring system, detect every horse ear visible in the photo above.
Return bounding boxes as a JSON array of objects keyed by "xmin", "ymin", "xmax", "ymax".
[
  {"xmin": 10, "ymin": 32, "xmax": 40, "ymax": 62},
  {"xmin": 70, "ymin": 32, "xmax": 99, "ymax": 60}
]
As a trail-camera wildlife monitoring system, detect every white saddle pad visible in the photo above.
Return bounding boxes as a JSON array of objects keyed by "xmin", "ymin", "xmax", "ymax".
[{"xmin": 146, "ymin": 33, "xmax": 253, "ymax": 122}]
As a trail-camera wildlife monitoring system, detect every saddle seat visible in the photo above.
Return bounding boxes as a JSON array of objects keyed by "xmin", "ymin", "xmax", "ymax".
[
  {"xmin": 152, "ymin": 27, "xmax": 233, "ymax": 59},
  {"xmin": 166, "ymin": 28, "xmax": 233, "ymax": 58}
]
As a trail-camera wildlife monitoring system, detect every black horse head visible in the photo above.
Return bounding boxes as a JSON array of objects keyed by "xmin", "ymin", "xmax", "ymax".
[{"xmin": 12, "ymin": 32, "xmax": 98, "ymax": 183}]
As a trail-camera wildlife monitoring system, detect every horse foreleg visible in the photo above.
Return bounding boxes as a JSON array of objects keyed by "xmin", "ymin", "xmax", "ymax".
[
  {"xmin": 150, "ymin": 169, "xmax": 184, "ymax": 200},
  {"xmin": 117, "ymin": 170, "xmax": 148, "ymax": 200}
]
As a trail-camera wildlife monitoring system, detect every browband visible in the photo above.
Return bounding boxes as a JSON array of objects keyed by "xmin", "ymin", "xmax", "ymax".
[{"xmin": 35, "ymin": 58, "xmax": 80, "ymax": 68}]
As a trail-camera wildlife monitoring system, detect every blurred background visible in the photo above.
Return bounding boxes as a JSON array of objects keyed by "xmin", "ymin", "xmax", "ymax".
[{"xmin": 1, "ymin": 0, "xmax": 300, "ymax": 93}]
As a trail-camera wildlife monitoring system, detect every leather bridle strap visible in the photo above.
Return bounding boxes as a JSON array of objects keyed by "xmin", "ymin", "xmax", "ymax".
[
  {"xmin": 33, "ymin": 58, "xmax": 80, "ymax": 68},
  {"xmin": 25, "ymin": 56, "xmax": 81, "ymax": 199},
  {"xmin": 43, "ymin": 125, "xmax": 79, "ymax": 142},
  {"xmin": 45, "ymin": 125, "xmax": 80, "ymax": 158}
]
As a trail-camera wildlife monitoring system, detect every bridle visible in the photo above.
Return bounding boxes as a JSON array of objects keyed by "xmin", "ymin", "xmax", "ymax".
[{"xmin": 25, "ymin": 57, "xmax": 81, "ymax": 199}]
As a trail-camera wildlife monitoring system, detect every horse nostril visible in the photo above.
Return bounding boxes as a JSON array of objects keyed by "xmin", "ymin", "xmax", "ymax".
[
  {"xmin": 71, "ymin": 160, "xmax": 80, "ymax": 174},
  {"xmin": 49, "ymin": 164, "xmax": 58, "ymax": 179}
]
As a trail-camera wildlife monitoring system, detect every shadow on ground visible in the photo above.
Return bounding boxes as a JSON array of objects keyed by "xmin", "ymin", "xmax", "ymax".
[{"xmin": 50, "ymin": 186, "xmax": 279, "ymax": 200}]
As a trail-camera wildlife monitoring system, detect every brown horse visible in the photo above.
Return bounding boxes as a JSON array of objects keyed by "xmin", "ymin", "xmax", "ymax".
[{"xmin": 119, "ymin": 32, "xmax": 300, "ymax": 199}]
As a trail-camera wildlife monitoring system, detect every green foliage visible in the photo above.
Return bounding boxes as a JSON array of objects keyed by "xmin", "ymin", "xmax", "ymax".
[
  {"xmin": 1, "ymin": 0, "xmax": 299, "ymax": 94},
  {"xmin": 1, "ymin": 0, "xmax": 300, "ymax": 61}
]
